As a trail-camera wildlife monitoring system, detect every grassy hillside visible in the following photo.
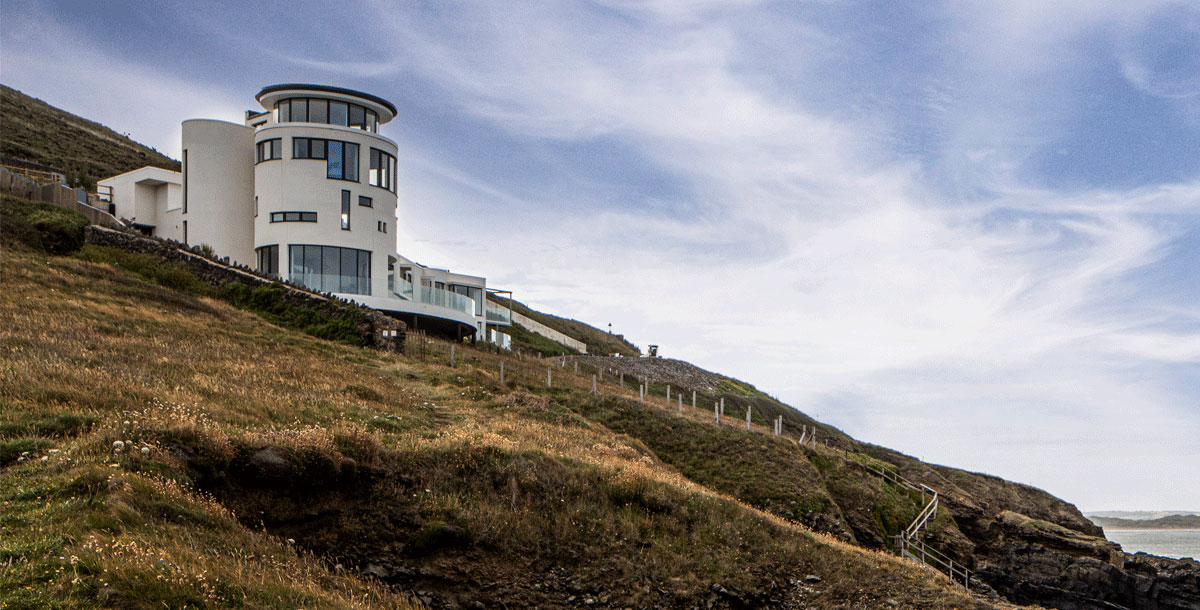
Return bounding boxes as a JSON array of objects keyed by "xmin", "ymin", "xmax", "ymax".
[
  {"xmin": 1, "ymin": 84, "xmax": 179, "ymax": 187},
  {"xmin": 1, "ymin": 240, "xmax": 1010, "ymax": 608},
  {"xmin": 489, "ymin": 295, "xmax": 641, "ymax": 356}
]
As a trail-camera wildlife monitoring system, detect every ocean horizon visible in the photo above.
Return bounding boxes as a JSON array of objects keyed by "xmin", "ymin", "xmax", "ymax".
[{"xmin": 1105, "ymin": 529, "xmax": 1200, "ymax": 560}]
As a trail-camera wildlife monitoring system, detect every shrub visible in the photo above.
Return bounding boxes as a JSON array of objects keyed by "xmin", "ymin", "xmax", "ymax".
[{"xmin": 0, "ymin": 194, "xmax": 89, "ymax": 254}]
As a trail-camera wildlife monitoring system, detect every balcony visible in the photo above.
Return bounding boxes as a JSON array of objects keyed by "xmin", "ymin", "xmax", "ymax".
[
  {"xmin": 390, "ymin": 276, "xmax": 475, "ymax": 316},
  {"xmin": 485, "ymin": 301, "xmax": 512, "ymax": 325}
]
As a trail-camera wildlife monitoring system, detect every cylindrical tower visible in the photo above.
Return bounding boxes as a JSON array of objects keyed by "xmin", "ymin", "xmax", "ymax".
[
  {"xmin": 181, "ymin": 119, "xmax": 256, "ymax": 264},
  {"xmin": 250, "ymin": 84, "xmax": 400, "ymax": 298}
]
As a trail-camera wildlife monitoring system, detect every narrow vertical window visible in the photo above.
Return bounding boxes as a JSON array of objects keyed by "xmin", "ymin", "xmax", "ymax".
[
  {"xmin": 341, "ymin": 190, "xmax": 350, "ymax": 230},
  {"xmin": 349, "ymin": 104, "xmax": 365, "ymax": 129},
  {"xmin": 278, "ymin": 100, "xmax": 290, "ymax": 122},
  {"xmin": 254, "ymin": 196, "xmax": 258, "ymax": 218},
  {"xmin": 182, "ymin": 220, "xmax": 188, "ymax": 244}
]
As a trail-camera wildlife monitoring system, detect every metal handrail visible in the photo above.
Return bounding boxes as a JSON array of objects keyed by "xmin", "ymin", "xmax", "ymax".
[{"xmin": 865, "ymin": 464, "xmax": 972, "ymax": 591}]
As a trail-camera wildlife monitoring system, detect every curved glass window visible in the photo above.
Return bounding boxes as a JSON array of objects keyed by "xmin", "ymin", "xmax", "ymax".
[
  {"xmin": 274, "ymin": 97, "xmax": 379, "ymax": 132},
  {"xmin": 369, "ymin": 148, "xmax": 396, "ymax": 192},
  {"xmin": 288, "ymin": 244, "xmax": 371, "ymax": 295}
]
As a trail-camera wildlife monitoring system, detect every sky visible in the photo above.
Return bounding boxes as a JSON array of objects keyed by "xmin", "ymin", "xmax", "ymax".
[{"xmin": 3, "ymin": 1, "xmax": 1198, "ymax": 512}]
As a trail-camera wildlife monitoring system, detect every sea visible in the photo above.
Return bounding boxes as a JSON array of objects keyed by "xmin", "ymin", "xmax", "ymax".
[{"xmin": 1105, "ymin": 529, "xmax": 1200, "ymax": 560}]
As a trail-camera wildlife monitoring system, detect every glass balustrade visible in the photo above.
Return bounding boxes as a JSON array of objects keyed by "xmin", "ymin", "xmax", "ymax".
[
  {"xmin": 485, "ymin": 302, "xmax": 512, "ymax": 324},
  {"xmin": 419, "ymin": 285, "xmax": 475, "ymax": 315},
  {"xmin": 391, "ymin": 276, "xmax": 414, "ymax": 299},
  {"xmin": 292, "ymin": 272, "xmax": 371, "ymax": 295},
  {"xmin": 390, "ymin": 278, "xmax": 474, "ymax": 315}
]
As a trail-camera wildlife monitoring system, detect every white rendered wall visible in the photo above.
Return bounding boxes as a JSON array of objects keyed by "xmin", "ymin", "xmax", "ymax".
[
  {"xmin": 98, "ymin": 167, "xmax": 181, "ymax": 230},
  {"xmin": 252, "ymin": 123, "xmax": 399, "ymax": 297},
  {"xmin": 182, "ymin": 119, "xmax": 255, "ymax": 264}
]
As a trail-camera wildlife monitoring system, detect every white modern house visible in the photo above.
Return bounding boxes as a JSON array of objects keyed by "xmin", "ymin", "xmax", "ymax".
[{"xmin": 99, "ymin": 83, "xmax": 512, "ymax": 345}]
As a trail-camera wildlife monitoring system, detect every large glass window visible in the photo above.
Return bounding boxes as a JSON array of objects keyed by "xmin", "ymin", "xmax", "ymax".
[
  {"xmin": 256, "ymin": 245, "xmax": 279, "ymax": 276},
  {"xmin": 274, "ymin": 97, "xmax": 379, "ymax": 132},
  {"xmin": 369, "ymin": 148, "xmax": 395, "ymax": 192},
  {"xmin": 288, "ymin": 244, "xmax": 371, "ymax": 295}
]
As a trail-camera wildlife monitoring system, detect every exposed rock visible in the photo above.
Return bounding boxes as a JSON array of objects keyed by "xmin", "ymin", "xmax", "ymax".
[
  {"xmin": 971, "ymin": 510, "xmax": 1200, "ymax": 610},
  {"xmin": 247, "ymin": 447, "xmax": 293, "ymax": 480}
]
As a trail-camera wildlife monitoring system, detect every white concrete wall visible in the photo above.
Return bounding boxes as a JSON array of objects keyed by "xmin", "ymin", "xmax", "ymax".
[
  {"xmin": 511, "ymin": 311, "xmax": 588, "ymax": 354},
  {"xmin": 98, "ymin": 167, "xmax": 181, "ymax": 231},
  {"xmin": 182, "ymin": 119, "xmax": 255, "ymax": 264},
  {"xmin": 252, "ymin": 122, "xmax": 399, "ymax": 297}
]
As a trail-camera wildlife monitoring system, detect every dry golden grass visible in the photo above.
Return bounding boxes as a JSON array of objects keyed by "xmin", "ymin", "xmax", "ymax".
[{"xmin": 1, "ymin": 250, "xmax": 1012, "ymax": 609}]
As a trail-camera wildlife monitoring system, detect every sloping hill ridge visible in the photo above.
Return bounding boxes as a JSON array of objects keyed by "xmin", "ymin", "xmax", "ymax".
[
  {"xmin": 2, "ymin": 225, "xmax": 1014, "ymax": 609},
  {"xmin": 1, "ymin": 84, "xmax": 179, "ymax": 185}
]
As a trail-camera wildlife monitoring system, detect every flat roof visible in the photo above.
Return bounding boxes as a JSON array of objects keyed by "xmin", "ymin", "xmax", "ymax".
[{"xmin": 255, "ymin": 83, "xmax": 398, "ymax": 116}]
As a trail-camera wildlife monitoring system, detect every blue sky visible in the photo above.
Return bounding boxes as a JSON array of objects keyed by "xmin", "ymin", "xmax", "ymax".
[{"xmin": 4, "ymin": 0, "xmax": 1198, "ymax": 511}]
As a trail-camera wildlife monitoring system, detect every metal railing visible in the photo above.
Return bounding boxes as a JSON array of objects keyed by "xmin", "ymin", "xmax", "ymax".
[{"xmin": 864, "ymin": 464, "xmax": 972, "ymax": 591}]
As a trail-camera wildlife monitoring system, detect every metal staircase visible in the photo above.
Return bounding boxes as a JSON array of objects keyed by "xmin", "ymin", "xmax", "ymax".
[{"xmin": 863, "ymin": 464, "xmax": 972, "ymax": 590}]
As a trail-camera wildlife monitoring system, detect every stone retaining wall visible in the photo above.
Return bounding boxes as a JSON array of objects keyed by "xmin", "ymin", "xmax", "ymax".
[{"xmin": 84, "ymin": 226, "xmax": 405, "ymax": 352}]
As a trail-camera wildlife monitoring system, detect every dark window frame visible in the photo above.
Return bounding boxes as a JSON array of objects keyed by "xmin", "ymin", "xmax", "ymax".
[
  {"xmin": 358, "ymin": 195, "xmax": 372, "ymax": 207},
  {"xmin": 287, "ymin": 244, "xmax": 372, "ymax": 295},
  {"xmin": 256, "ymin": 138, "xmax": 282, "ymax": 163},
  {"xmin": 341, "ymin": 190, "xmax": 351, "ymax": 230},
  {"xmin": 275, "ymin": 97, "xmax": 379, "ymax": 132},
  {"xmin": 256, "ymin": 244, "xmax": 279, "ymax": 276},
  {"xmin": 369, "ymin": 147, "xmax": 396, "ymax": 192},
  {"xmin": 269, "ymin": 211, "xmax": 318, "ymax": 223}
]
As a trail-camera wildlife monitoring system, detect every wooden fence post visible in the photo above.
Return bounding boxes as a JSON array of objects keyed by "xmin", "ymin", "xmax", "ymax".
[
  {"xmin": 677, "ymin": 394, "xmax": 682, "ymax": 414},
  {"xmin": 592, "ymin": 375, "xmax": 597, "ymax": 394},
  {"xmin": 720, "ymin": 398, "xmax": 724, "ymax": 416},
  {"xmin": 500, "ymin": 361, "xmax": 505, "ymax": 384},
  {"xmin": 715, "ymin": 403, "xmax": 720, "ymax": 424},
  {"xmin": 692, "ymin": 391, "xmax": 696, "ymax": 409},
  {"xmin": 547, "ymin": 368, "xmax": 552, "ymax": 388},
  {"xmin": 666, "ymin": 385, "xmax": 671, "ymax": 403},
  {"xmin": 746, "ymin": 406, "xmax": 751, "ymax": 431}
]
